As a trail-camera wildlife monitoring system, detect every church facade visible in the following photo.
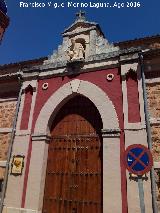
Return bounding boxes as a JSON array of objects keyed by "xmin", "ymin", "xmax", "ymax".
[{"xmin": 0, "ymin": 12, "xmax": 160, "ymax": 213}]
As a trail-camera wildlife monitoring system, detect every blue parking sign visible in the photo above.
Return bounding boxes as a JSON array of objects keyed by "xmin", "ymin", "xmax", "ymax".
[{"xmin": 124, "ymin": 144, "xmax": 153, "ymax": 175}]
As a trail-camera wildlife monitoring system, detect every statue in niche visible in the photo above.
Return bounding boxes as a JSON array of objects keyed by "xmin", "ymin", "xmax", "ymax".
[{"xmin": 67, "ymin": 39, "xmax": 85, "ymax": 61}]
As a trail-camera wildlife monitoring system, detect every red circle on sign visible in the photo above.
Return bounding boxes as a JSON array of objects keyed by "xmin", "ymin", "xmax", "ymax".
[{"xmin": 124, "ymin": 144, "xmax": 153, "ymax": 175}]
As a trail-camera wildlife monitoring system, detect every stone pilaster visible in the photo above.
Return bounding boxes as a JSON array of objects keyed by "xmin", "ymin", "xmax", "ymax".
[
  {"xmin": 101, "ymin": 129, "xmax": 122, "ymax": 213},
  {"xmin": 89, "ymin": 29, "xmax": 97, "ymax": 56}
]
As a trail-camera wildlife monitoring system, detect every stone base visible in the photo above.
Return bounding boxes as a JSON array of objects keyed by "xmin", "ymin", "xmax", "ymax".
[{"xmin": 3, "ymin": 207, "xmax": 40, "ymax": 213}]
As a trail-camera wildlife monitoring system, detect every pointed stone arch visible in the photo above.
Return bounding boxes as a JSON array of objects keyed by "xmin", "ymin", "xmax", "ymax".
[{"xmin": 34, "ymin": 79, "xmax": 119, "ymax": 135}]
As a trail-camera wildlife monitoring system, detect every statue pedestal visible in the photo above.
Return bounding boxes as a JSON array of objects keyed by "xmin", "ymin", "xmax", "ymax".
[
  {"xmin": 66, "ymin": 59, "xmax": 84, "ymax": 74},
  {"xmin": 67, "ymin": 58, "xmax": 84, "ymax": 64}
]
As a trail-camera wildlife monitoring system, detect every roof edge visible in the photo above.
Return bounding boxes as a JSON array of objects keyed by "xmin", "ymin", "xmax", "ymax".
[{"xmin": 114, "ymin": 34, "xmax": 160, "ymax": 46}]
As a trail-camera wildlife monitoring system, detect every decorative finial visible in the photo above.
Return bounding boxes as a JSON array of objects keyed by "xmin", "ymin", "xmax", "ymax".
[{"xmin": 76, "ymin": 10, "xmax": 86, "ymax": 21}]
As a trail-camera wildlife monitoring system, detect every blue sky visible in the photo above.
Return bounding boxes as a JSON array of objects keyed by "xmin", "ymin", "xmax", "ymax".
[{"xmin": 1, "ymin": 0, "xmax": 160, "ymax": 65}]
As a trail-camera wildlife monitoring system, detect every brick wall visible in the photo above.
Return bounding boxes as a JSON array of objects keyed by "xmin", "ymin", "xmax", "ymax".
[
  {"xmin": 0, "ymin": 133, "xmax": 11, "ymax": 161},
  {"xmin": 146, "ymin": 84, "xmax": 160, "ymax": 161},
  {"xmin": 146, "ymin": 83, "xmax": 160, "ymax": 209},
  {"xmin": 0, "ymin": 101, "xmax": 16, "ymax": 128},
  {"xmin": 0, "ymin": 100, "xmax": 17, "ymax": 180},
  {"xmin": 146, "ymin": 83, "xmax": 160, "ymax": 118},
  {"xmin": 151, "ymin": 126, "xmax": 160, "ymax": 161}
]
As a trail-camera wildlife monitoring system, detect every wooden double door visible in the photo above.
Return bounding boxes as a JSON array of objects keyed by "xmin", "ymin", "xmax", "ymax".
[{"xmin": 42, "ymin": 95, "xmax": 103, "ymax": 213}]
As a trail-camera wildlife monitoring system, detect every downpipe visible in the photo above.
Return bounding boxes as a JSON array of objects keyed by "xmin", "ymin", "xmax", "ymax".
[
  {"xmin": 139, "ymin": 53, "xmax": 158, "ymax": 213},
  {"xmin": 0, "ymin": 72, "xmax": 23, "ymax": 213}
]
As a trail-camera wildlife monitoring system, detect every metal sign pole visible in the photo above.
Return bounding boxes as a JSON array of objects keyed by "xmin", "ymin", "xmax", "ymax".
[
  {"xmin": 138, "ymin": 176, "xmax": 145, "ymax": 213},
  {"xmin": 124, "ymin": 144, "xmax": 153, "ymax": 213}
]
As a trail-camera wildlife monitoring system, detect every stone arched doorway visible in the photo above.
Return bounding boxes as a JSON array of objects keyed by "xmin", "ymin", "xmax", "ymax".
[
  {"xmin": 42, "ymin": 95, "xmax": 103, "ymax": 213},
  {"xmin": 26, "ymin": 80, "xmax": 121, "ymax": 213}
]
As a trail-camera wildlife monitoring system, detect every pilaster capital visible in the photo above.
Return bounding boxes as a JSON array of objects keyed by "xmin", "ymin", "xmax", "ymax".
[
  {"xmin": 101, "ymin": 128, "xmax": 121, "ymax": 138},
  {"xmin": 22, "ymin": 80, "xmax": 37, "ymax": 93},
  {"xmin": 31, "ymin": 134, "xmax": 51, "ymax": 142},
  {"xmin": 121, "ymin": 62, "xmax": 139, "ymax": 77}
]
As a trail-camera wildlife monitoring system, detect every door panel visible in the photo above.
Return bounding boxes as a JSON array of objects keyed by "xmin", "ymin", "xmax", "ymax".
[{"xmin": 42, "ymin": 96, "xmax": 103, "ymax": 213}]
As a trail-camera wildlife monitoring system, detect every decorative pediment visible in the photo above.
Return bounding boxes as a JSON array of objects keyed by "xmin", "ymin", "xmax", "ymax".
[
  {"xmin": 44, "ymin": 11, "xmax": 119, "ymax": 67},
  {"xmin": 63, "ymin": 21, "xmax": 97, "ymax": 35},
  {"xmin": 63, "ymin": 11, "xmax": 102, "ymax": 36}
]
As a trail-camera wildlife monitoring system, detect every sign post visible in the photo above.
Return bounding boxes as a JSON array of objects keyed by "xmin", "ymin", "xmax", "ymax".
[
  {"xmin": 124, "ymin": 144, "xmax": 153, "ymax": 213},
  {"xmin": 138, "ymin": 175, "xmax": 145, "ymax": 213}
]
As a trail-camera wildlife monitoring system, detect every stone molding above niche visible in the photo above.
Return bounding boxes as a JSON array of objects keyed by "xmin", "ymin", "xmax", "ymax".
[{"xmin": 44, "ymin": 12, "xmax": 119, "ymax": 66}]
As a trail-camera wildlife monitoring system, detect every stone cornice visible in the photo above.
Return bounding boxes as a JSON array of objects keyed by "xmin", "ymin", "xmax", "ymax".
[
  {"xmin": 23, "ymin": 58, "xmax": 119, "ymax": 80},
  {"xmin": 0, "ymin": 161, "xmax": 7, "ymax": 167},
  {"xmin": 145, "ymin": 78, "xmax": 160, "ymax": 84},
  {"xmin": 0, "ymin": 47, "xmax": 153, "ymax": 81},
  {"xmin": 62, "ymin": 19, "xmax": 104, "ymax": 36},
  {"xmin": 31, "ymin": 134, "xmax": 51, "ymax": 142},
  {"xmin": 150, "ymin": 117, "xmax": 160, "ymax": 126},
  {"xmin": 20, "ymin": 47, "xmax": 141, "ymax": 80},
  {"xmin": 0, "ymin": 128, "xmax": 13, "ymax": 133},
  {"xmin": 119, "ymin": 52, "xmax": 139, "ymax": 64},
  {"xmin": 143, "ymin": 48, "xmax": 160, "ymax": 59},
  {"xmin": 101, "ymin": 128, "xmax": 121, "ymax": 138},
  {"xmin": 0, "ymin": 72, "xmax": 22, "ymax": 81},
  {"xmin": 63, "ymin": 26, "xmax": 98, "ymax": 37}
]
